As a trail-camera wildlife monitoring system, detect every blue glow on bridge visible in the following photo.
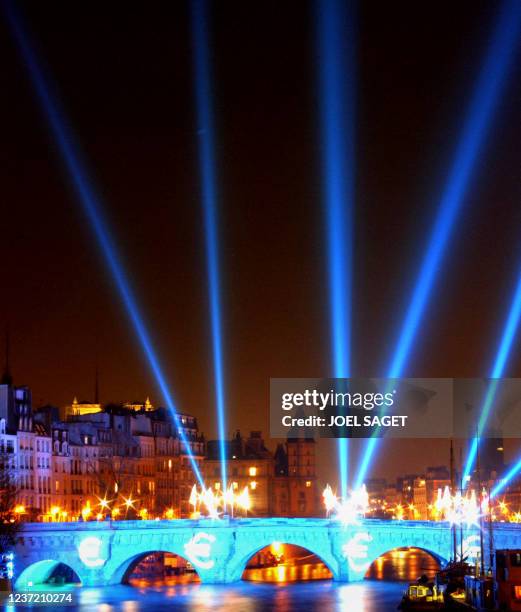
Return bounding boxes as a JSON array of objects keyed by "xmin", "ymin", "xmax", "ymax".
[
  {"xmin": 355, "ymin": 0, "xmax": 521, "ymax": 490},
  {"xmin": 316, "ymin": 0, "xmax": 356, "ymax": 499},
  {"xmin": 5, "ymin": 1, "xmax": 204, "ymax": 487},
  {"xmin": 14, "ymin": 518, "xmax": 521, "ymax": 587},
  {"xmin": 191, "ymin": 0, "xmax": 228, "ymax": 490}
]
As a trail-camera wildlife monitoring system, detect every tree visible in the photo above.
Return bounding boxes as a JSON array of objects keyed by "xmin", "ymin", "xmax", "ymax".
[
  {"xmin": 0, "ymin": 439, "xmax": 19, "ymax": 584},
  {"xmin": 84, "ymin": 443, "xmax": 137, "ymax": 518}
]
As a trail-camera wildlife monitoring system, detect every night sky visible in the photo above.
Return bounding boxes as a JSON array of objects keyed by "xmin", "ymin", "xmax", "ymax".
[{"xmin": 2, "ymin": 1, "xmax": 521, "ymax": 485}]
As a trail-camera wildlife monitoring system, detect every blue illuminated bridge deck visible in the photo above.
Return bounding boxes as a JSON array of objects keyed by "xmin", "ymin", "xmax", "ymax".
[{"xmin": 13, "ymin": 517, "xmax": 521, "ymax": 587}]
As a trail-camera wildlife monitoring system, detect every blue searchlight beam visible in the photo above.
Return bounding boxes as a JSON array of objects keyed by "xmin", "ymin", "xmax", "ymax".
[
  {"xmin": 191, "ymin": 0, "xmax": 228, "ymax": 490},
  {"xmin": 492, "ymin": 455, "xmax": 521, "ymax": 499},
  {"xmin": 463, "ymin": 272, "xmax": 521, "ymax": 484},
  {"xmin": 5, "ymin": 1, "xmax": 204, "ymax": 487},
  {"xmin": 316, "ymin": 0, "xmax": 356, "ymax": 499},
  {"xmin": 355, "ymin": 0, "xmax": 521, "ymax": 490},
  {"xmin": 476, "ymin": 272, "xmax": 521, "ymax": 496}
]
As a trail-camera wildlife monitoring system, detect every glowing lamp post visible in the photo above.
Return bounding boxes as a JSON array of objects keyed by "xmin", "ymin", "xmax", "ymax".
[
  {"xmin": 323, "ymin": 484, "xmax": 369, "ymax": 525},
  {"xmin": 122, "ymin": 495, "xmax": 136, "ymax": 518},
  {"xmin": 237, "ymin": 486, "xmax": 251, "ymax": 517},
  {"xmin": 139, "ymin": 508, "xmax": 148, "ymax": 520},
  {"xmin": 98, "ymin": 496, "xmax": 111, "ymax": 513},
  {"xmin": 81, "ymin": 502, "xmax": 92, "ymax": 521},
  {"xmin": 189, "ymin": 484, "xmax": 198, "ymax": 516},
  {"xmin": 433, "ymin": 486, "xmax": 482, "ymax": 528},
  {"xmin": 165, "ymin": 508, "xmax": 175, "ymax": 520},
  {"xmin": 202, "ymin": 487, "xmax": 220, "ymax": 519},
  {"xmin": 187, "ymin": 484, "xmax": 255, "ymax": 519},
  {"xmin": 223, "ymin": 485, "xmax": 235, "ymax": 518},
  {"xmin": 323, "ymin": 484, "xmax": 337, "ymax": 517},
  {"xmin": 511, "ymin": 511, "xmax": 521, "ymax": 523}
]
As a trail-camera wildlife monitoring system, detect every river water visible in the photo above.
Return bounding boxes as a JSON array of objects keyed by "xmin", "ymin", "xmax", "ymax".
[
  {"xmin": 68, "ymin": 580, "xmax": 407, "ymax": 611},
  {"xmin": 7, "ymin": 548, "xmax": 439, "ymax": 611}
]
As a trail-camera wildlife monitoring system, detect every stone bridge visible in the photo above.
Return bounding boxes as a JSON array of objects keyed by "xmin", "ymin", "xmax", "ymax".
[{"xmin": 12, "ymin": 518, "xmax": 521, "ymax": 587}]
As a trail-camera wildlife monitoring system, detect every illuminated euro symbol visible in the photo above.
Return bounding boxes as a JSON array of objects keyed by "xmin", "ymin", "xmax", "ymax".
[
  {"xmin": 342, "ymin": 532, "xmax": 373, "ymax": 572},
  {"xmin": 462, "ymin": 534, "xmax": 481, "ymax": 563},
  {"xmin": 78, "ymin": 536, "xmax": 107, "ymax": 568},
  {"xmin": 183, "ymin": 532, "xmax": 216, "ymax": 570}
]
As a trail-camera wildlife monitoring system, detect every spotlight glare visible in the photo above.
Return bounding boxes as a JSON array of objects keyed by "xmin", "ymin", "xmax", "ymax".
[
  {"xmin": 191, "ymin": 0, "xmax": 228, "ymax": 491},
  {"xmin": 355, "ymin": 0, "xmax": 521, "ymax": 489},
  {"xmin": 5, "ymin": 1, "xmax": 204, "ymax": 487}
]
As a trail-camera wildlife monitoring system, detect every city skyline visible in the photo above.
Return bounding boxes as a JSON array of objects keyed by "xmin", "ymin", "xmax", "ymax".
[
  {"xmin": 3, "ymin": 367, "xmax": 521, "ymax": 490},
  {"xmin": 2, "ymin": 373, "xmax": 520, "ymax": 525},
  {"xmin": 3, "ymin": 2, "xmax": 521, "ymax": 489}
]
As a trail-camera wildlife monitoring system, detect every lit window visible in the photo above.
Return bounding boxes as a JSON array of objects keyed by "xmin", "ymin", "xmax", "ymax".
[
  {"xmin": 232, "ymin": 482, "xmax": 238, "ymax": 490},
  {"xmin": 250, "ymin": 481, "xmax": 257, "ymax": 490},
  {"xmin": 305, "ymin": 481, "xmax": 311, "ymax": 488},
  {"xmin": 249, "ymin": 467, "xmax": 257, "ymax": 477},
  {"xmin": 214, "ymin": 482, "xmax": 221, "ymax": 490}
]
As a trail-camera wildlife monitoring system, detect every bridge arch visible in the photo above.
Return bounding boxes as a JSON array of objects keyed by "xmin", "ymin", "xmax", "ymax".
[
  {"xmin": 107, "ymin": 547, "xmax": 201, "ymax": 585},
  {"xmin": 367, "ymin": 545, "xmax": 447, "ymax": 570},
  {"xmin": 333, "ymin": 522, "xmax": 452, "ymax": 581},
  {"xmin": 366, "ymin": 546, "xmax": 445, "ymax": 581},
  {"xmin": 121, "ymin": 550, "xmax": 200, "ymax": 584},
  {"xmin": 228, "ymin": 534, "xmax": 340, "ymax": 582},
  {"xmin": 341, "ymin": 526, "xmax": 451, "ymax": 581},
  {"xmin": 15, "ymin": 559, "xmax": 83, "ymax": 589},
  {"xmin": 241, "ymin": 542, "xmax": 334, "ymax": 582}
]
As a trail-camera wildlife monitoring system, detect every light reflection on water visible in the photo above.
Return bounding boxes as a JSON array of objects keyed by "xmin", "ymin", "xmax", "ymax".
[
  {"xmin": 128, "ymin": 574, "xmax": 200, "ymax": 587},
  {"xmin": 242, "ymin": 546, "xmax": 437, "ymax": 584},
  {"xmin": 67, "ymin": 581, "xmax": 406, "ymax": 612},
  {"xmin": 243, "ymin": 562, "xmax": 333, "ymax": 582},
  {"xmin": 366, "ymin": 547, "xmax": 439, "ymax": 581}
]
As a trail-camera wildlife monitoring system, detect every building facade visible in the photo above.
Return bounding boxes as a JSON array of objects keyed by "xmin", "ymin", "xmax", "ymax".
[
  {"xmin": 0, "ymin": 376, "xmax": 205, "ymax": 520},
  {"xmin": 204, "ymin": 431, "xmax": 319, "ymax": 517}
]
